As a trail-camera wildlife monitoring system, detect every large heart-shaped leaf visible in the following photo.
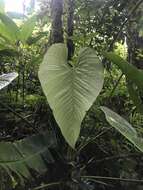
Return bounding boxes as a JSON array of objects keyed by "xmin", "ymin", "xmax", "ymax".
[
  {"xmin": 39, "ymin": 43, "xmax": 104, "ymax": 148},
  {"xmin": 101, "ymin": 106, "xmax": 143, "ymax": 152}
]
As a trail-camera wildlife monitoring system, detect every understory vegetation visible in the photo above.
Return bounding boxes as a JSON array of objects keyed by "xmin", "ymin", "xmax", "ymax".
[{"xmin": 0, "ymin": 0, "xmax": 143, "ymax": 189}]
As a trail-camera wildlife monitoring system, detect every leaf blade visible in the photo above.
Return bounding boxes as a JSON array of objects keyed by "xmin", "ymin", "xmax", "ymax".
[
  {"xmin": 103, "ymin": 52, "xmax": 143, "ymax": 90},
  {"xmin": 20, "ymin": 15, "xmax": 37, "ymax": 43},
  {"xmin": 0, "ymin": 131, "xmax": 56, "ymax": 179},
  {"xmin": 0, "ymin": 13, "xmax": 19, "ymax": 42},
  {"xmin": 39, "ymin": 43, "xmax": 104, "ymax": 148},
  {"xmin": 0, "ymin": 72, "xmax": 18, "ymax": 90},
  {"xmin": 101, "ymin": 106, "xmax": 143, "ymax": 152}
]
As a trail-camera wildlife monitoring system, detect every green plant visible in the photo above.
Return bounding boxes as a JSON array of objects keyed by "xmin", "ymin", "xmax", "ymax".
[
  {"xmin": 38, "ymin": 43, "xmax": 143, "ymax": 152},
  {"xmin": 0, "ymin": 72, "xmax": 56, "ymax": 182},
  {"xmin": 1, "ymin": 43, "xmax": 143, "ymax": 189},
  {"xmin": 0, "ymin": 131, "xmax": 55, "ymax": 180},
  {"xmin": 104, "ymin": 51, "xmax": 143, "ymax": 113},
  {"xmin": 0, "ymin": 0, "xmax": 143, "ymax": 189},
  {"xmin": 0, "ymin": 13, "xmax": 36, "ymax": 48},
  {"xmin": 101, "ymin": 106, "xmax": 143, "ymax": 152},
  {"xmin": 38, "ymin": 43, "xmax": 104, "ymax": 148}
]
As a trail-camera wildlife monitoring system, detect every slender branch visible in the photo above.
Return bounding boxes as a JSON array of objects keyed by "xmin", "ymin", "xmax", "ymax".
[{"xmin": 81, "ymin": 176, "xmax": 143, "ymax": 184}]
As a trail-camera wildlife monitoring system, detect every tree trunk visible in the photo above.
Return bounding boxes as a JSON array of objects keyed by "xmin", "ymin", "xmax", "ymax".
[
  {"xmin": 51, "ymin": 0, "xmax": 64, "ymax": 43},
  {"xmin": 127, "ymin": 2, "xmax": 143, "ymax": 69},
  {"xmin": 67, "ymin": 0, "xmax": 75, "ymax": 60}
]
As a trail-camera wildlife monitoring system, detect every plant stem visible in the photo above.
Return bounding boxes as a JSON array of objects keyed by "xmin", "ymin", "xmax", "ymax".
[{"xmin": 81, "ymin": 176, "xmax": 143, "ymax": 184}]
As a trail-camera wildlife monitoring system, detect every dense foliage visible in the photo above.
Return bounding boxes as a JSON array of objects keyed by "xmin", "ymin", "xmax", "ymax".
[{"xmin": 0, "ymin": 0, "xmax": 143, "ymax": 190}]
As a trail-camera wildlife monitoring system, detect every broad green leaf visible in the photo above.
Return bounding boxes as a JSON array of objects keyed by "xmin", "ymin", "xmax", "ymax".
[
  {"xmin": 0, "ymin": 13, "xmax": 19, "ymax": 43},
  {"xmin": 101, "ymin": 106, "xmax": 143, "ymax": 152},
  {"xmin": 0, "ymin": 131, "xmax": 56, "ymax": 179},
  {"xmin": 104, "ymin": 52, "xmax": 143, "ymax": 113},
  {"xmin": 104, "ymin": 52, "xmax": 143, "ymax": 90},
  {"xmin": 39, "ymin": 43, "xmax": 104, "ymax": 148},
  {"xmin": 20, "ymin": 15, "xmax": 36, "ymax": 43},
  {"xmin": 0, "ymin": 72, "xmax": 18, "ymax": 90},
  {"xmin": 0, "ymin": 0, "xmax": 5, "ymax": 13}
]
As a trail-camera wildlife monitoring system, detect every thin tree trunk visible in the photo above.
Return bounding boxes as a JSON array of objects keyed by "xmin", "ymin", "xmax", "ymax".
[
  {"xmin": 127, "ymin": 1, "xmax": 143, "ymax": 69},
  {"xmin": 51, "ymin": 0, "xmax": 64, "ymax": 43},
  {"xmin": 67, "ymin": 0, "xmax": 75, "ymax": 60}
]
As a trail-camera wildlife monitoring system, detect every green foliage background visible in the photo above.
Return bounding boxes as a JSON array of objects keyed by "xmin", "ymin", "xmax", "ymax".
[{"xmin": 0, "ymin": 0, "xmax": 143, "ymax": 190}]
